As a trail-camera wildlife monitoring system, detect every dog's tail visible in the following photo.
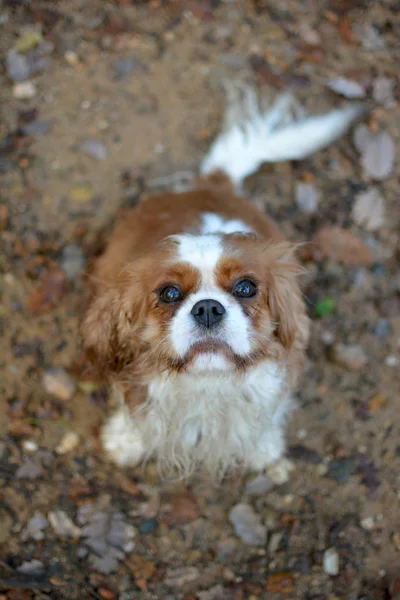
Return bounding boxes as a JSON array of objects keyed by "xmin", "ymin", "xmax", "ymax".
[{"xmin": 200, "ymin": 83, "xmax": 364, "ymax": 188}]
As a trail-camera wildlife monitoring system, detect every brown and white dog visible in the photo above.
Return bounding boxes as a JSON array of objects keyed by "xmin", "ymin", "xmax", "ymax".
[{"xmin": 81, "ymin": 85, "xmax": 361, "ymax": 478}]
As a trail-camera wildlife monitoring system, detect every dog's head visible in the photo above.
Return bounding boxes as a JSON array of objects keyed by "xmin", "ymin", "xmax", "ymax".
[{"xmin": 81, "ymin": 233, "xmax": 309, "ymax": 378}]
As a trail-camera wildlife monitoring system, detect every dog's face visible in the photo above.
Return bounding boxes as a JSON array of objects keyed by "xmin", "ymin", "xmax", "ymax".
[{"xmin": 82, "ymin": 233, "xmax": 307, "ymax": 377}]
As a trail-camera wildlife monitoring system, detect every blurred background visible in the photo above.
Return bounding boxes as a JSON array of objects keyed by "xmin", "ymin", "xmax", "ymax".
[{"xmin": 0, "ymin": 1, "xmax": 399, "ymax": 599}]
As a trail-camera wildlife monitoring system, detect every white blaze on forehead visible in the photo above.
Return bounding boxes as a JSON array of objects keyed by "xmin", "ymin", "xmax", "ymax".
[{"xmin": 174, "ymin": 233, "xmax": 223, "ymax": 286}]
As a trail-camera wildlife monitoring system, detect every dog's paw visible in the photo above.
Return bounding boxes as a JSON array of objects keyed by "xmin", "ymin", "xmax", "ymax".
[{"xmin": 101, "ymin": 409, "xmax": 145, "ymax": 467}]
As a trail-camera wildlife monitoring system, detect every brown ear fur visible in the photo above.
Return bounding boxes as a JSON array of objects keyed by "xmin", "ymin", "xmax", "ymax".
[
  {"xmin": 80, "ymin": 269, "xmax": 147, "ymax": 377},
  {"xmin": 265, "ymin": 243, "xmax": 310, "ymax": 350}
]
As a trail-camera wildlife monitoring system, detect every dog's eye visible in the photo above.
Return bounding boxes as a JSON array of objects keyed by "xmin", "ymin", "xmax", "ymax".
[
  {"xmin": 232, "ymin": 278, "xmax": 257, "ymax": 299},
  {"xmin": 159, "ymin": 285, "xmax": 183, "ymax": 304}
]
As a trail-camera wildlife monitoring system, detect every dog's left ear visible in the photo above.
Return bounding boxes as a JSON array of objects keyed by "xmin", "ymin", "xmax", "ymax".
[
  {"xmin": 80, "ymin": 266, "xmax": 148, "ymax": 376},
  {"xmin": 265, "ymin": 243, "xmax": 309, "ymax": 350}
]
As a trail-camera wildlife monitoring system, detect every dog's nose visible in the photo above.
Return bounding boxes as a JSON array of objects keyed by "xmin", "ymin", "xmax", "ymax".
[{"xmin": 191, "ymin": 299, "xmax": 226, "ymax": 329}]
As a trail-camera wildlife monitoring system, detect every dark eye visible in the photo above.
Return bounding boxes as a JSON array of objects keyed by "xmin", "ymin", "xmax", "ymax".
[
  {"xmin": 232, "ymin": 278, "xmax": 257, "ymax": 299},
  {"xmin": 159, "ymin": 285, "xmax": 183, "ymax": 304}
]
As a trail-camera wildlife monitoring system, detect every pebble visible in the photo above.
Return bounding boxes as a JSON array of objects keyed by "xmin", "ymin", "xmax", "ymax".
[
  {"xmin": 361, "ymin": 516, "xmax": 375, "ymax": 530},
  {"xmin": 22, "ymin": 120, "xmax": 51, "ymax": 135},
  {"xmin": 229, "ymin": 503, "xmax": 267, "ymax": 546},
  {"xmin": 323, "ymin": 548, "xmax": 339, "ymax": 576},
  {"xmin": 198, "ymin": 585, "xmax": 225, "ymax": 600},
  {"xmin": 7, "ymin": 48, "xmax": 30, "ymax": 81},
  {"xmin": 268, "ymin": 531, "xmax": 283, "ymax": 554},
  {"xmin": 22, "ymin": 512, "xmax": 48, "ymax": 541},
  {"xmin": 17, "ymin": 559, "xmax": 45, "ymax": 576},
  {"xmin": 375, "ymin": 318, "xmax": 392, "ymax": 339},
  {"xmin": 245, "ymin": 474, "xmax": 274, "ymax": 496},
  {"xmin": 295, "ymin": 181, "xmax": 319, "ymax": 214},
  {"xmin": 81, "ymin": 138, "xmax": 107, "ymax": 161},
  {"xmin": 48, "ymin": 510, "xmax": 81, "ymax": 539},
  {"xmin": 43, "ymin": 367, "xmax": 76, "ymax": 400},
  {"xmin": 165, "ymin": 566, "xmax": 200, "ymax": 587},
  {"xmin": 268, "ymin": 458, "xmax": 294, "ymax": 485},
  {"xmin": 56, "ymin": 431, "xmax": 80, "ymax": 455},
  {"xmin": 13, "ymin": 81, "xmax": 37, "ymax": 99},
  {"xmin": 385, "ymin": 355, "xmax": 398, "ymax": 367},
  {"xmin": 327, "ymin": 458, "xmax": 357, "ymax": 483},
  {"xmin": 22, "ymin": 440, "xmax": 38, "ymax": 453},
  {"xmin": 331, "ymin": 343, "xmax": 367, "ymax": 372},
  {"xmin": 61, "ymin": 244, "xmax": 86, "ymax": 279},
  {"xmin": 113, "ymin": 56, "xmax": 137, "ymax": 80},
  {"xmin": 137, "ymin": 518, "xmax": 158, "ymax": 534}
]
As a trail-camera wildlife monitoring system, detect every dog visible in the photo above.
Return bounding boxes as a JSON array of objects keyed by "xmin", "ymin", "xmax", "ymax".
[{"xmin": 81, "ymin": 84, "xmax": 362, "ymax": 478}]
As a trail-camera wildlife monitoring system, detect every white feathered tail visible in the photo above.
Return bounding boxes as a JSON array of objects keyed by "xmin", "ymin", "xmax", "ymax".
[{"xmin": 200, "ymin": 83, "xmax": 363, "ymax": 187}]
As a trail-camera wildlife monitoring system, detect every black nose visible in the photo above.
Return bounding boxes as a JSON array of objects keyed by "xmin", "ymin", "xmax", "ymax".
[{"xmin": 191, "ymin": 299, "xmax": 226, "ymax": 329}]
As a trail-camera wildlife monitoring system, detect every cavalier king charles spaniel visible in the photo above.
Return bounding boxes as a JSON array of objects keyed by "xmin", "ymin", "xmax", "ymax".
[{"xmin": 81, "ymin": 84, "xmax": 362, "ymax": 478}]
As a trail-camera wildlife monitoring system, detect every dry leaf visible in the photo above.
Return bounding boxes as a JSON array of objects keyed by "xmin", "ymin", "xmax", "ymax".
[
  {"xmin": 312, "ymin": 226, "xmax": 373, "ymax": 265},
  {"xmin": 266, "ymin": 572, "xmax": 295, "ymax": 593},
  {"xmin": 27, "ymin": 270, "xmax": 67, "ymax": 314},
  {"xmin": 165, "ymin": 492, "xmax": 198, "ymax": 526},
  {"xmin": 127, "ymin": 555, "xmax": 156, "ymax": 591},
  {"xmin": 353, "ymin": 188, "xmax": 385, "ymax": 231}
]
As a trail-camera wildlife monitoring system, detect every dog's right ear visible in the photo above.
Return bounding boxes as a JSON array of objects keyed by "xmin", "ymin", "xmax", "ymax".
[{"xmin": 80, "ymin": 272, "xmax": 147, "ymax": 376}]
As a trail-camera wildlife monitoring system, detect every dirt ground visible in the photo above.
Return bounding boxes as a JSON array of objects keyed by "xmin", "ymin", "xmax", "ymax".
[{"xmin": 0, "ymin": 1, "xmax": 399, "ymax": 599}]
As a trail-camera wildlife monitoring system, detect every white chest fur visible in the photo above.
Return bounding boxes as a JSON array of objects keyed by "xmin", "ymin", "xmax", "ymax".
[{"xmin": 102, "ymin": 359, "xmax": 293, "ymax": 477}]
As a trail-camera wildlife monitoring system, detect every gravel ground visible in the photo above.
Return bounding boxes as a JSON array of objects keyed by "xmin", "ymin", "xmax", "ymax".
[{"xmin": 0, "ymin": 1, "xmax": 399, "ymax": 599}]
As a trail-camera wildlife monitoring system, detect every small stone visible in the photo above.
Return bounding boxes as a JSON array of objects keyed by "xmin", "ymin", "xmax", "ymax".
[
  {"xmin": 81, "ymin": 138, "xmax": 107, "ymax": 161},
  {"xmin": 373, "ymin": 76, "xmax": 395, "ymax": 108},
  {"xmin": 6, "ymin": 48, "xmax": 30, "ymax": 81},
  {"xmin": 353, "ymin": 188, "xmax": 385, "ymax": 232},
  {"xmin": 22, "ymin": 512, "xmax": 48, "ymax": 541},
  {"xmin": 0, "ymin": 512, "xmax": 13, "ymax": 543},
  {"xmin": 61, "ymin": 244, "xmax": 86, "ymax": 279},
  {"xmin": 22, "ymin": 120, "xmax": 51, "ymax": 135},
  {"xmin": 198, "ymin": 585, "xmax": 225, "ymax": 600},
  {"xmin": 375, "ymin": 318, "xmax": 392, "ymax": 339},
  {"xmin": 268, "ymin": 531, "xmax": 283, "ymax": 554},
  {"xmin": 326, "ymin": 458, "xmax": 357, "ymax": 483},
  {"xmin": 13, "ymin": 81, "xmax": 37, "ymax": 99},
  {"xmin": 229, "ymin": 503, "xmax": 267, "ymax": 546},
  {"xmin": 245, "ymin": 474, "xmax": 274, "ymax": 496},
  {"xmin": 56, "ymin": 431, "xmax": 80, "ymax": 455},
  {"xmin": 137, "ymin": 519, "xmax": 158, "ymax": 534},
  {"xmin": 17, "ymin": 559, "xmax": 44, "ymax": 576},
  {"xmin": 323, "ymin": 548, "xmax": 339, "ymax": 576},
  {"xmin": 165, "ymin": 566, "xmax": 200, "ymax": 588},
  {"xmin": 16, "ymin": 458, "xmax": 44, "ymax": 479},
  {"xmin": 268, "ymin": 458, "xmax": 294, "ymax": 485},
  {"xmin": 43, "ymin": 367, "xmax": 76, "ymax": 400},
  {"xmin": 22, "ymin": 440, "xmax": 38, "ymax": 453},
  {"xmin": 361, "ymin": 131, "xmax": 396, "ymax": 181},
  {"xmin": 385, "ymin": 355, "xmax": 398, "ymax": 367},
  {"xmin": 331, "ymin": 343, "xmax": 367, "ymax": 372},
  {"xmin": 113, "ymin": 56, "xmax": 137, "ymax": 80},
  {"xmin": 361, "ymin": 516, "xmax": 375, "ymax": 530},
  {"xmin": 216, "ymin": 537, "xmax": 238, "ymax": 561},
  {"xmin": 326, "ymin": 76, "xmax": 366, "ymax": 99},
  {"xmin": 295, "ymin": 181, "xmax": 319, "ymax": 214},
  {"xmin": 48, "ymin": 510, "xmax": 81, "ymax": 539}
]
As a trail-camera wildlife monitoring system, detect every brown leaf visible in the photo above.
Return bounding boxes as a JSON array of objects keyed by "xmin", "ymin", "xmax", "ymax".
[
  {"xmin": 312, "ymin": 226, "xmax": 373, "ymax": 265},
  {"xmin": 338, "ymin": 15, "xmax": 358, "ymax": 44},
  {"xmin": 266, "ymin": 573, "xmax": 295, "ymax": 594},
  {"xmin": 115, "ymin": 473, "xmax": 141, "ymax": 496},
  {"xmin": 27, "ymin": 269, "xmax": 67, "ymax": 314},
  {"xmin": 127, "ymin": 555, "xmax": 156, "ymax": 590},
  {"xmin": 165, "ymin": 492, "xmax": 198, "ymax": 526}
]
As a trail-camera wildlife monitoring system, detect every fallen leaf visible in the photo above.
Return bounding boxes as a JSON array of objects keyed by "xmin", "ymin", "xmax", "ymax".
[
  {"xmin": 27, "ymin": 270, "xmax": 67, "ymax": 314},
  {"xmin": 312, "ymin": 226, "xmax": 373, "ymax": 265},
  {"xmin": 353, "ymin": 188, "xmax": 385, "ymax": 231},
  {"xmin": 326, "ymin": 76, "xmax": 366, "ymax": 98},
  {"xmin": 361, "ymin": 130, "xmax": 396, "ymax": 180},
  {"xmin": 165, "ymin": 492, "xmax": 198, "ymax": 526},
  {"xmin": 266, "ymin": 573, "xmax": 295, "ymax": 593},
  {"xmin": 127, "ymin": 555, "xmax": 156, "ymax": 591},
  {"xmin": 368, "ymin": 393, "xmax": 388, "ymax": 413}
]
